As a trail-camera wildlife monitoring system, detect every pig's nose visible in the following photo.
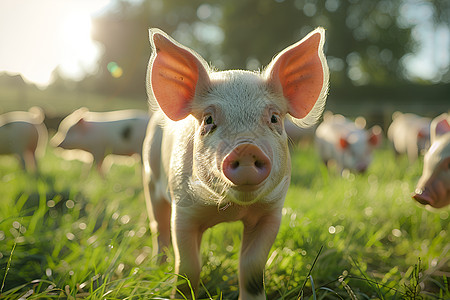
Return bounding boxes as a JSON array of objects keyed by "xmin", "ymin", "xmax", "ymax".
[
  {"xmin": 412, "ymin": 188, "xmax": 432, "ymax": 206},
  {"xmin": 222, "ymin": 143, "xmax": 271, "ymax": 189}
]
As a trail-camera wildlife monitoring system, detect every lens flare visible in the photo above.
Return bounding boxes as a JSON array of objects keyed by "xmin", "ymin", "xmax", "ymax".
[{"xmin": 107, "ymin": 61, "xmax": 123, "ymax": 78}]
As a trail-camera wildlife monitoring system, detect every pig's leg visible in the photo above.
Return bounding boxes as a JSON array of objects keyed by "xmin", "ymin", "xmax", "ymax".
[
  {"xmin": 143, "ymin": 180, "xmax": 171, "ymax": 262},
  {"xmin": 143, "ymin": 122, "xmax": 171, "ymax": 261},
  {"xmin": 91, "ymin": 155, "xmax": 104, "ymax": 175},
  {"xmin": 172, "ymin": 208, "xmax": 203, "ymax": 298},
  {"xmin": 23, "ymin": 150, "xmax": 37, "ymax": 172},
  {"xmin": 407, "ymin": 138, "xmax": 419, "ymax": 162},
  {"xmin": 239, "ymin": 212, "xmax": 282, "ymax": 300},
  {"xmin": 13, "ymin": 151, "xmax": 26, "ymax": 170}
]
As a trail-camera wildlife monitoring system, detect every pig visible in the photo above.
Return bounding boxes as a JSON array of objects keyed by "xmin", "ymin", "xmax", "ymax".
[
  {"xmin": 387, "ymin": 112, "xmax": 431, "ymax": 162},
  {"xmin": 315, "ymin": 113, "xmax": 382, "ymax": 173},
  {"xmin": 51, "ymin": 108, "xmax": 150, "ymax": 172},
  {"xmin": 413, "ymin": 113, "xmax": 450, "ymax": 208},
  {"xmin": 142, "ymin": 28, "xmax": 329, "ymax": 299},
  {"xmin": 0, "ymin": 107, "xmax": 47, "ymax": 171},
  {"xmin": 284, "ymin": 119, "xmax": 317, "ymax": 147}
]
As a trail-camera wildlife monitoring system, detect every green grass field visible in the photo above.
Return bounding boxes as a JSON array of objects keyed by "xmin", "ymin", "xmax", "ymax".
[{"xmin": 0, "ymin": 143, "xmax": 448, "ymax": 299}]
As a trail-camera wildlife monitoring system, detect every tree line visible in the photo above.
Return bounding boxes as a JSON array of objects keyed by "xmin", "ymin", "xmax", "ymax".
[{"xmin": 49, "ymin": 0, "xmax": 449, "ymax": 101}]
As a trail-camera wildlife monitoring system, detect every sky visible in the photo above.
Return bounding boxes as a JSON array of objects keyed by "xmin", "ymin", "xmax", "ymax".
[
  {"xmin": 0, "ymin": 0, "xmax": 113, "ymax": 87},
  {"xmin": 0, "ymin": 0, "xmax": 448, "ymax": 88}
]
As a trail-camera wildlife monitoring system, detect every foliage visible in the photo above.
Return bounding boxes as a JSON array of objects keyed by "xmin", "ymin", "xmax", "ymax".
[
  {"xmin": 73, "ymin": 0, "xmax": 450, "ymax": 99},
  {"xmin": 0, "ymin": 143, "xmax": 448, "ymax": 299}
]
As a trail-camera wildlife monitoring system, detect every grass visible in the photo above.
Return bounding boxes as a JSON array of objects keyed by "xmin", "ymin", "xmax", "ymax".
[{"xmin": 0, "ymin": 142, "xmax": 449, "ymax": 299}]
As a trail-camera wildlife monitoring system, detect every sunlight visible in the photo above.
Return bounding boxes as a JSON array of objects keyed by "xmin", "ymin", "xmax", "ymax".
[
  {"xmin": 0, "ymin": 0, "xmax": 111, "ymax": 88},
  {"xmin": 59, "ymin": 11, "xmax": 101, "ymax": 81}
]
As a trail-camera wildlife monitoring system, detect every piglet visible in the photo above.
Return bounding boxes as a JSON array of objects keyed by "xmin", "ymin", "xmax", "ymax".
[
  {"xmin": 143, "ymin": 28, "xmax": 329, "ymax": 299},
  {"xmin": 387, "ymin": 112, "xmax": 431, "ymax": 162},
  {"xmin": 413, "ymin": 113, "xmax": 450, "ymax": 208},
  {"xmin": 315, "ymin": 113, "xmax": 382, "ymax": 173},
  {"xmin": 0, "ymin": 107, "xmax": 47, "ymax": 171},
  {"xmin": 51, "ymin": 108, "xmax": 150, "ymax": 172}
]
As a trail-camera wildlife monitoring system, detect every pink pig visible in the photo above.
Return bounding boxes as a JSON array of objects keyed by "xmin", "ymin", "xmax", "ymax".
[
  {"xmin": 315, "ymin": 113, "xmax": 382, "ymax": 173},
  {"xmin": 143, "ymin": 28, "xmax": 329, "ymax": 299},
  {"xmin": 51, "ymin": 108, "xmax": 150, "ymax": 172},
  {"xmin": 413, "ymin": 113, "xmax": 450, "ymax": 208},
  {"xmin": 0, "ymin": 107, "xmax": 47, "ymax": 171},
  {"xmin": 387, "ymin": 112, "xmax": 431, "ymax": 162}
]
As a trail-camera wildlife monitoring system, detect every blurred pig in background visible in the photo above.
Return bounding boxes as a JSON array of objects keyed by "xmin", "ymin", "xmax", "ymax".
[
  {"xmin": 413, "ymin": 113, "xmax": 450, "ymax": 208},
  {"xmin": 0, "ymin": 106, "xmax": 48, "ymax": 172},
  {"xmin": 387, "ymin": 112, "xmax": 431, "ymax": 162},
  {"xmin": 315, "ymin": 113, "xmax": 382, "ymax": 173},
  {"xmin": 51, "ymin": 108, "xmax": 150, "ymax": 173}
]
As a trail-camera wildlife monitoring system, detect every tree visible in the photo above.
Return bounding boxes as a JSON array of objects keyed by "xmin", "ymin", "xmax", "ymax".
[
  {"xmin": 218, "ymin": 0, "xmax": 412, "ymax": 87},
  {"xmin": 83, "ymin": 0, "xmax": 448, "ymax": 98}
]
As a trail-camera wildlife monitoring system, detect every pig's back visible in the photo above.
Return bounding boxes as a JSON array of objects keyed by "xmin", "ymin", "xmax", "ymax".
[
  {"xmin": 84, "ymin": 109, "xmax": 149, "ymax": 122},
  {"xmin": 97, "ymin": 115, "xmax": 150, "ymax": 155}
]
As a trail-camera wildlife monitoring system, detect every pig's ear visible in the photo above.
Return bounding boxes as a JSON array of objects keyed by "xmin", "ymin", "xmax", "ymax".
[
  {"xmin": 434, "ymin": 116, "xmax": 450, "ymax": 138},
  {"xmin": 265, "ymin": 27, "xmax": 329, "ymax": 127},
  {"xmin": 430, "ymin": 113, "xmax": 449, "ymax": 143},
  {"xmin": 368, "ymin": 125, "xmax": 383, "ymax": 147},
  {"xmin": 147, "ymin": 28, "xmax": 210, "ymax": 121}
]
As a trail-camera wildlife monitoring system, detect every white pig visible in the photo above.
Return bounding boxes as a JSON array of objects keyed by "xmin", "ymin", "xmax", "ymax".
[
  {"xmin": 143, "ymin": 28, "xmax": 329, "ymax": 299},
  {"xmin": 315, "ymin": 113, "xmax": 382, "ymax": 173},
  {"xmin": 413, "ymin": 113, "xmax": 450, "ymax": 208},
  {"xmin": 387, "ymin": 112, "xmax": 431, "ymax": 162},
  {"xmin": 51, "ymin": 108, "xmax": 150, "ymax": 171},
  {"xmin": 0, "ymin": 107, "xmax": 47, "ymax": 171}
]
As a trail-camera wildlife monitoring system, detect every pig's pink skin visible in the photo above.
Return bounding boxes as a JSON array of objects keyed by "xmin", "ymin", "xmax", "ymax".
[
  {"xmin": 222, "ymin": 143, "xmax": 272, "ymax": 189},
  {"xmin": 413, "ymin": 130, "xmax": 450, "ymax": 208},
  {"xmin": 52, "ymin": 108, "xmax": 150, "ymax": 170},
  {"xmin": 413, "ymin": 158, "xmax": 450, "ymax": 208},
  {"xmin": 0, "ymin": 107, "xmax": 47, "ymax": 171},
  {"xmin": 143, "ymin": 28, "xmax": 329, "ymax": 299},
  {"xmin": 315, "ymin": 114, "xmax": 382, "ymax": 174},
  {"xmin": 387, "ymin": 112, "xmax": 431, "ymax": 162}
]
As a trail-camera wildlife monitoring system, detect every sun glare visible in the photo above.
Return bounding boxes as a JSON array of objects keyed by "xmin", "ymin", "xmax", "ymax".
[
  {"xmin": 59, "ymin": 12, "xmax": 101, "ymax": 81},
  {"xmin": 0, "ymin": 0, "xmax": 110, "ymax": 88}
]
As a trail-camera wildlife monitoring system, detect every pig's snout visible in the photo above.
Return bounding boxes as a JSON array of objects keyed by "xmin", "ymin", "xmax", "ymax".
[
  {"xmin": 413, "ymin": 188, "xmax": 433, "ymax": 206},
  {"xmin": 222, "ymin": 143, "xmax": 271, "ymax": 190}
]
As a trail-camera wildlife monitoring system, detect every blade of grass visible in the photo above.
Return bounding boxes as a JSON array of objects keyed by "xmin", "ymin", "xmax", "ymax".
[
  {"xmin": 297, "ymin": 245, "xmax": 323, "ymax": 299},
  {"xmin": 319, "ymin": 287, "xmax": 345, "ymax": 300},
  {"xmin": 309, "ymin": 275, "xmax": 317, "ymax": 300},
  {"xmin": 1, "ymin": 241, "xmax": 16, "ymax": 294}
]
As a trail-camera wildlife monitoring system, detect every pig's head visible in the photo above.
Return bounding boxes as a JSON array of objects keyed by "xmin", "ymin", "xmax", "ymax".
[
  {"xmin": 147, "ymin": 28, "xmax": 329, "ymax": 206},
  {"xmin": 413, "ymin": 114, "xmax": 450, "ymax": 208},
  {"xmin": 51, "ymin": 108, "xmax": 90, "ymax": 150},
  {"xmin": 338, "ymin": 125, "xmax": 382, "ymax": 173}
]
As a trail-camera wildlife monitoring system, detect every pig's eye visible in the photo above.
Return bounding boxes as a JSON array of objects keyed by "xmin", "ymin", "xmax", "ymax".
[
  {"xmin": 271, "ymin": 114, "xmax": 279, "ymax": 124},
  {"xmin": 205, "ymin": 115, "xmax": 214, "ymax": 125},
  {"xmin": 268, "ymin": 112, "xmax": 283, "ymax": 134},
  {"xmin": 201, "ymin": 114, "xmax": 216, "ymax": 135},
  {"xmin": 270, "ymin": 113, "xmax": 281, "ymax": 125}
]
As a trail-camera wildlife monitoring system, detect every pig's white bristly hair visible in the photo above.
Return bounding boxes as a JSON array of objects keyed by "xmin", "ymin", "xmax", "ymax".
[
  {"xmin": 147, "ymin": 27, "xmax": 329, "ymax": 129},
  {"xmin": 264, "ymin": 27, "xmax": 330, "ymax": 129}
]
